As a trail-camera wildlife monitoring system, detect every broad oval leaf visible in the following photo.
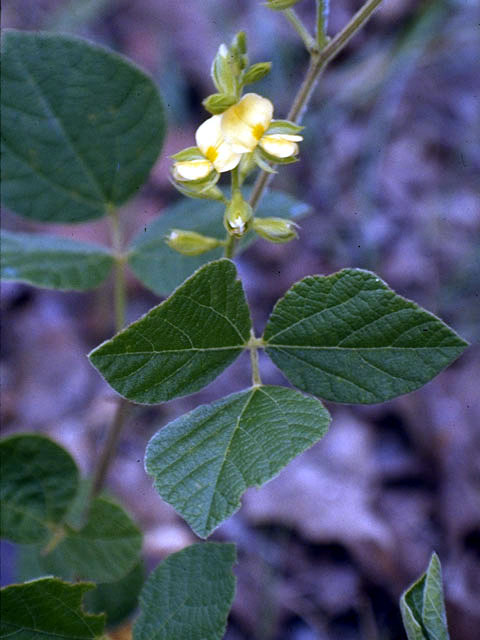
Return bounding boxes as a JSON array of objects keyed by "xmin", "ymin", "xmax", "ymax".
[
  {"xmin": 1, "ymin": 30, "xmax": 166, "ymax": 223},
  {"xmin": 145, "ymin": 385, "xmax": 330, "ymax": 538},
  {"xmin": 0, "ymin": 578, "xmax": 105, "ymax": 640},
  {"xmin": 128, "ymin": 189, "xmax": 311, "ymax": 296},
  {"xmin": 134, "ymin": 543, "xmax": 236, "ymax": 640},
  {"xmin": 0, "ymin": 434, "xmax": 79, "ymax": 544},
  {"xmin": 400, "ymin": 552, "xmax": 450, "ymax": 640},
  {"xmin": 36, "ymin": 497, "xmax": 142, "ymax": 584},
  {"xmin": 263, "ymin": 268, "xmax": 468, "ymax": 404},
  {"xmin": 0, "ymin": 230, "xmax": 114, "ymax": 290},
  {"xmin": 89, "ymin": 259, "xmax": 252, "ymax": 404}
]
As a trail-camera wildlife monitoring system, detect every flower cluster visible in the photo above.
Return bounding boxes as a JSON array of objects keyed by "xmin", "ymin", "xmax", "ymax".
[{"xmin": 167, "ymin": 33, "xmax": 303, "ymax": 251}]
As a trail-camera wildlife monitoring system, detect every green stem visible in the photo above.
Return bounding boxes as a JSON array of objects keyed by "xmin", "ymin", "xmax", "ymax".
[
  {"xmin": 316, "ymin": 0, "xmax": 330, "ymax": 48},
  {"xmin": 224, "ymin": 234, "xmax": 237, "ymax": 259},
  {"xmin": 249, "ymin": 330, "xmax": 262, "ymax": 386},
  {"xmin": 283, "ymin": 8, "xmax": 317, "ymax": 53},
  {"xmin": 111, "ymin": 210, "xmax": 126, "ymax": 334},
  {"xmin": 90, "ymin": 209, "xmax": 130, "ymax": 499},
  {"xmin": 249, "ymin": 0, "xmax": 383, "ymax": 211}
]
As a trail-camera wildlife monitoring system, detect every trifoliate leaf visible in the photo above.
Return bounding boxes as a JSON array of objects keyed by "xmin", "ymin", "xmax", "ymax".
[
  {"xmin": 0, "ymin": 434, "xmax": 79, "ymax": 544},
  {"xmin": 264, "ymin": 268, "xmax": 468, "ymax": 404},
  {"xmin": 1, "ymin": 30, "xmax": 165, "ymax": 222},
  {"xmin": 400, "ymin": 552, "xmax": 450, "ymax": 640},
  {"xmin": 0, "ymin": 578, "xmax": 105, "ymax": 640},
  {"xmin": 145, "ymin": 385, "xmax": 330, "ymax": 538},
  {"xmin": 89, "ymin": 260, "xmax": 251, "ymax": 404},
  {"xmin": 0, "ymin": 230, "xmax": 114, "ymax": 290},
  {"xmin": 133, "ymin": 543, "xmax": 236, "ymax": 640},
  {"xmin": 128, "ymin": 189, "xmax": 311, "ymax": 296}
]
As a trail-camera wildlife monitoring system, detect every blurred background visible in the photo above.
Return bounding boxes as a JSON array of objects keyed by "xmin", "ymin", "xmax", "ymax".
[{"xmin": 1, "ymin": 1, "xmax": 479, "ymax": 638}]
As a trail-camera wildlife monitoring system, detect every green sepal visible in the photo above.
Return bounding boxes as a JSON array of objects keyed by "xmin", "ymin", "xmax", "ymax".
[
  {"xmin": 242, "ymin": 62, "xmax": 272, "ymax": 85},
  {"xmin": 265, "ymin": 119, "xmax": 304, "ymax": 135},
  {"xmin": 170, "ymin": 146, "xmax": 205, "ymax": 162},
  {"xmin": 202, "ymin": 93, "xmax": 238, "ymax": 115}
]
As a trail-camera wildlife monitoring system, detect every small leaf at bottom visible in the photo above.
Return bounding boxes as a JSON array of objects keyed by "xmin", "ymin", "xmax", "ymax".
[
  {"xmin": 133, "ymin": 543, "xmax": 236, "ymax": 640},
  {"xmin": 0, "ymin": 577, "xmax": 105, "ymax": 639}
]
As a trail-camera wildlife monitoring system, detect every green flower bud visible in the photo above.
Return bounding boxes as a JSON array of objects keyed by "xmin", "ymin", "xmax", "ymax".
[
  {"xmin": 242, "ymin": 62, "xmax": 272, "ymax": 86},
  {"xmin": 233, "ymin": 31, "xmax": 247, "ymax": 56},
  {"xmin": 202, "ymin": 93, "xmax": 238, "ymax": 115},
  {"xmin": 211, "ymin": 44, "xmax": 237, "ymax": 96},
  {"xmin": 252, "ymin": 217, "xmax": 299, "ymax": 243},
  {"xmin": 264, "ymin": 0, "xmax": 303, "ymax": 10},
  {"xmin": 224, "ymin": 191, "xmax": 253, "ymax": 237},
  {"xmin": 165, "ymin": 230, "xmax": 222, "ymax": 256}
]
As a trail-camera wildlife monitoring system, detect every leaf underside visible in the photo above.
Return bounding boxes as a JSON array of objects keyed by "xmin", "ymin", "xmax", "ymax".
[
  {"xmin": 0, "ymin": 230, "xmax": 114, "ymax": 290},
  {"xmin": 145, "ymin": 385, "xmax": 330, "ymax": 538},
  {"xmin": 134, "ymin": 543, "xmax": 236, "ymax": 640}
]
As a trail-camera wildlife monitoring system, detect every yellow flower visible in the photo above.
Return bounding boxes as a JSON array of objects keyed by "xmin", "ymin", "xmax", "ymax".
[
  {"xmin": 221, "ymin": 93, "xmax": 303, "ymax": 158},
  {"xmin": 173, "ymin": 115, "xmax": 242, "ymax": 181},
  {"xmin": 221, "ymin": 93, "xmax": 273, "ymax": 153}
]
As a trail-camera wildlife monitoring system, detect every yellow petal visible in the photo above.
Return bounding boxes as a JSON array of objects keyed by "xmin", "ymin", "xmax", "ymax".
[
  {"xmin": 173, "ymin": 159, "xmax": 213, "ymax": 181},
  {"xmin": 195, "ymin": 115, "xmax": 224, "ymax": 156},
  {"xmin": 259, "ymin": 134, "xmax": 300, "ymax": 158},
  {"xmin": 212, "ymin": 143, "xmax": 242, "ymax": 173},
  {"xmin": 221, "ymin": 93, "xmax": 274, "ymax": 153}
]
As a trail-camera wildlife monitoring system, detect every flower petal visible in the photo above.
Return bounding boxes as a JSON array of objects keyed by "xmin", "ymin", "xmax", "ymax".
[
  {"xmin": 213, "ymin": 143, "xmax": 242, "ymax": 172},
  {"xmin": 221, "ymin": 93, "xmax": 274, "ymax": 153},
  {"xmin": 173, "ymin": 159, "xmax": 214, "ymax": 181},
  {"xmin": 195, "ymin": 115, "xmax": 224, "ymax": 155},
  {"xmin": 259, "ymin": 134, "xmax": 299, "ymax": 158}
]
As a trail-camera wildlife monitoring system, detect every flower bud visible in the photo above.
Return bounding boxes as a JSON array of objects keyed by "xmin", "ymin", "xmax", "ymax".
[
  {"xmin": 202, "ymin": 93, "xmax": 238, "ymax": 115},
  {"xmin": 224, "ymin": 191, "xmax": 253, "ymax": 237},
  {"xmin": 243, "ymin": 62, "xmax": 272, "ymax": 86},
  {"xmin": 165, "ymin": 230, "xmax": 221, "ymax": 256},
  {"xmin": 252, "ymin": 217, "xmax": 299, "ymax": 243},
  {"xmin": 211, "ymin": 44, "xmax": 237, "ymax": 96},
  {"xmin": 264, "ymin": 0, "xmax": 303, "ymax": 10}
]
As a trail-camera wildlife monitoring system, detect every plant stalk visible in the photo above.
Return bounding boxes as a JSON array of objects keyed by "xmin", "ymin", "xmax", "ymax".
[
  {"xmin": 250, "ymin": 0, "xmax": 383, "ymax": 211},
  {"xmin": 283, "ymin": 8, "xmax": 317, "ymax": 53},
  {"xmin": 90, "ymin": 209, "xmax": 131, "ymax": 498}
]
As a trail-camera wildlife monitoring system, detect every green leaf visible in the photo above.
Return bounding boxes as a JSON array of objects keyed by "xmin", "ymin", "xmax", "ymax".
[
  {"xmin": 89, "ymin": 260, "xmax": 251, "ymax": 404},
  {"xmin": 83, "ymin": 560, "xmax": 145, "ymax": 629},
  {"xmin": 0, "ymin": 577, "xmax": 105, "ymax": 640},
  {"xmin": 28, "ymin": 497, "xmax": 142, "ymax": 584},
  {"xmin": 0, "ymin": 230, "xmax": 114, "ymax": 290},
  {"xmin": 145, "ymin": 385, "xmax": 330, "ymax": 538},
  {"xmin": 133, "ymin": 543, "xmax": 236, "ymax": 640},
  {"xmin": 128, "ymin": 189, "xmax": 311, "ymax": 296},
  {"xmin": 264, "ymin": 268, "xmax": 468, "ymax": 404},
  {"xmin": 0, "ymin": 434, "xmax": 79, "ymax": 544},
  {"xmin": 1, "ymin": 30, "xmax": 165, "ymax": 223},
  {"xmin": 400, "ymin": 553, "xmax": 450, "ymax": 640}
]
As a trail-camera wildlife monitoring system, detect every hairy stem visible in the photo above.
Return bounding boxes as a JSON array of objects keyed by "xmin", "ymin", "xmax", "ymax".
[
  {"xmin": 250, "ymin": 0, "xmax": 383, "ymax": 211},
  {"xmin": 224, "ymin": 234, "xmax": 237, "ymax": 259},
  {"xmin": 249, "ymin": 330, "xmax": 263, "ymax": 386},
  {"xmin": 90, "ymin": 209, "xmax": 130, "ymax": 498},
  {"xmin": 316, "ymin": 0, "xmax": 330, "ymax": 47}
]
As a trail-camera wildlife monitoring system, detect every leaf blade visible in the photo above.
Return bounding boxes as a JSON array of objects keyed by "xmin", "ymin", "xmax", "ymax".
[
  {"xmin": 264, "ymin": 268, "xmax": 468, "ymax": 404},
  {"xmin": 1, "ymin": 30, "xmax": 166, "ymax": 223},
  {"xmin": 89, "ymin": 259, "xmax": 252, "ymax": 404},
  {"xmin": 133, "ymin": 543, "xmax": 236, "ymax": 640},
  {"xmin": 0, "ymin": 230, "xmax": 114, "ymax": 290},
  {"xmin": 0, "ymin": 434, "xmax": 79, "ymax": 544},
  {"xmin": 145, "ymin": 385, "xmax": 330, "ymax": 537},
  {"xmin": 0, "ymin": 578, "xmax": 105, "ymax": 640}
]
